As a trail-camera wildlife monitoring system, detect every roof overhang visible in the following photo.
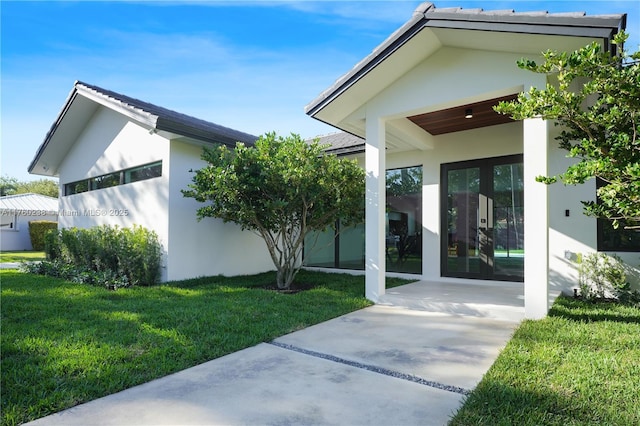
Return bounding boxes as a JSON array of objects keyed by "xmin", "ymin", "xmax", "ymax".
[
  {"xmin": 305, "ymin": 2, "xmax": 627, "ymax": 140},
  {"xmin": 29, "ymin": 81, "xmax": 258, "ymax": 177}
]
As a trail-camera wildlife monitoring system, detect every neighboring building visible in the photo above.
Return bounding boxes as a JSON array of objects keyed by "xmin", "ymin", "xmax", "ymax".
[
  {"xmin": 305, "ymin": 2, "xmax": 639, "ymax": 318},
  {"xmin": 28, "ymin": 81, "xmax": 273, "ymax": 281},
  {"xmin": 0, "ymin": 193, "xmax": 58, "ymax": 251}
]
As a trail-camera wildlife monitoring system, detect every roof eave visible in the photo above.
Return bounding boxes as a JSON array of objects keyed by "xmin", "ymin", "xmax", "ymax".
[
  {"xmin": 304, "ymin": 8, "xmax": 430, "ymax": 117},
  {"xmin": 155, "ymin": 118, "xmax": 258, "ymax": 147},
  {"xmin": 305, "ymin": 4, "xmax": 627, "ymax": 120},
  {"xmin": 28, "ymin": 84, "xmax": 81, "ymax": 175}
]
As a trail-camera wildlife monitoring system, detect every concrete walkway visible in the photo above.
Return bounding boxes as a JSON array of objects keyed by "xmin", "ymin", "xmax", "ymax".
[{"xmin": 27, "ymin": 280, "xmax": 524, "ymax": 426}]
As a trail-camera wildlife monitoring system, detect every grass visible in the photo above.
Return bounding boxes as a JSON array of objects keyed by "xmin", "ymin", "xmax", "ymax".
[
  {"xmin": 0, "ymin": 269, "xmax": 410, "ymax": 426},
  {"xmin": 0, "ymin": 251, "xmax": 45, "ymax": 263},
  {"xmin": 450, "ymin": 296, "xmax": 640, "ymax": 426}
]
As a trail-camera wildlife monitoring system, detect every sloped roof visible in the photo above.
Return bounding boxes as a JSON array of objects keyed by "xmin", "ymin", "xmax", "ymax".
[
  {"xmin": 0, "ymin": 193, "xmax": 58, "ymax": 215},
  {"xmin": 312, "ymin": 132, "xmax": 365, "ymax": 156},
  {"xmin": 75, "ymin": 82, "xmax": 258, "ymax": 146},
  {"xmin": 29, "ymin": 81, "xmax": 258, "ymax": 176},
  {"xmin": 306, "ymin": 1, "xmax": 626, "ymax": 118}
]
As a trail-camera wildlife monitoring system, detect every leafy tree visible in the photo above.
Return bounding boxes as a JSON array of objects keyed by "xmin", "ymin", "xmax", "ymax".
[
  {"xmin": 0, "ymin": 175, "xmax": 59, "ymax": 198},
  {"xmin": 495, "ymin": 31, "xmax": 639, "ymax": 229},
  {"xmin": 15, "ymin": 179, "xmax": 59, "ymax": 198},
  {"xmin": 0, "ymin": 175, "xmax": 18, "ymax": 196},
  {"xmin": 183, "ymin": 132, "xmax": 365, "ymax": 289}
]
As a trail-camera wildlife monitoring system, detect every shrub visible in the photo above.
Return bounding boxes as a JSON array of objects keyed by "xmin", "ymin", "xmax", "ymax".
[
  {"xmin": 578, "ymin": 252, "xmax": 640, "ymax": 305},
  {"xmin": 28, "ymin": 220, "xmax": 57, "ymax": 251},
  {"xmin": 40, "ymin": 225, "xmax": 162, "ymax": 288}
]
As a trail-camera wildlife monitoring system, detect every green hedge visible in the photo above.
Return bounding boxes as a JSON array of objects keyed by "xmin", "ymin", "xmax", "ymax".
[
  {"xmin": 43, "ymin": 225, "xmax": 163, "ymax": 286},
  {"xmin": 28, "ymin": 220, "xmax": 58, "ymax": 251}
]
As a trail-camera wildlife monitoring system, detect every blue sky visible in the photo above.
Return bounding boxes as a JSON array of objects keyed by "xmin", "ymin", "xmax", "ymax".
[{"xmin": 2, "ymin": 1, "xmax": 639, "ymax": 182}]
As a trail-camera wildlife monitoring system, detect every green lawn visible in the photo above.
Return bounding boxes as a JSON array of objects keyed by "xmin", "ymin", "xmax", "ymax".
[
  {"xmin": 0, "ymin": 269, "xmax": 409, "ymax": 426},
  {"xmin": 450, "ymin": 296, "xmax": 640, "ymax": 425},
  {"xmin": 0, "ymin": 251, "xmax": 45, "ymax": 263}
]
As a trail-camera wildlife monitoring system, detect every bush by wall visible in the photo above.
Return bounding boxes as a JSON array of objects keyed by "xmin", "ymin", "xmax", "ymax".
[
  {"xmin": 578, "ymin": 252, "xmax": 640, "ymax": 305},
  {"xmin": 39, "ymin": 225, "xmax": 163, "ymax": 288},
  {"xmin": 28, "ymin": 220, "xmax": 58, "ymax": 251}
]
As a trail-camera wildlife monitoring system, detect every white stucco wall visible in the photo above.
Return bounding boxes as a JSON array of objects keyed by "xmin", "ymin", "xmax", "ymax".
[
  {"xmin": 57, "ymin": 106, "xmax": 274, "ymax": 282},
  {"xmin": 1, "ymin": 214, "xmax": 58, "ymax": 251},
  {"xmin": 165, "ymin": 141, "xmax": 273, "ymax": 281},
  {"xmin": 351, "ymin": 48, "xmax": 531, "ymax": 124},
  {"xmin": 57, "ymin": 106, "xmax": 171, "ymax": 279}
]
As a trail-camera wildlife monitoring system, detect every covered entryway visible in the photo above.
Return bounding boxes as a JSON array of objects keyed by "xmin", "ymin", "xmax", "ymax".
[{"xmin": 305, "ymin": 2, "xmax": 626, "ymax": 319}]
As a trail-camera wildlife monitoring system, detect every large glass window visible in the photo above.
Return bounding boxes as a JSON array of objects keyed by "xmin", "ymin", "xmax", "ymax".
[
  {"xmin": 339, "ymin": 223, "xmax": 365, "ymax": 269},
  {"xmin": 385, "ymin": 166, "xmax": 423, "ymax": 274},
  {"xmin": 64, "ymin": 161, "xmax": 162, "ymax": 196},
  {"xmin": 304, "ymin": 166, "xmax": 423, "ymax": 274},
  {"xmin": 305, "ymin": 225, "xmax": 337, "ymax": 268}
]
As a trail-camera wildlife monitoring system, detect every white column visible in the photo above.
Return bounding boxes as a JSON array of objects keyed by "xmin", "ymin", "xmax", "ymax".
[
  {"xmin": 523, "ymin": 117, "xmax": 549, "ymax": 319},
  {"xmin": 365, "ymin": 117, "xmax": 386, "ymax": 302}
]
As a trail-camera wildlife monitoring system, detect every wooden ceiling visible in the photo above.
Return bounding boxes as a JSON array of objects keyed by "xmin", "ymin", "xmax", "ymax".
[{"xmin": 407, "ymin": 94, "xmax": 518, "ymax": 135}]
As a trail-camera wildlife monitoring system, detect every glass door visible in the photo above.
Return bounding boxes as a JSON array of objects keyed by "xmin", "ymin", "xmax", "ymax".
[{"xmin": 441, "ymin": 155, "xmax": 523, "ymax": 281}]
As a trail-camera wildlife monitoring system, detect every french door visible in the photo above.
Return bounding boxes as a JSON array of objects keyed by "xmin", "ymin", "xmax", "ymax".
[{"xmin": 441, "ymin": 155, "xmax": 524, "ymax": 281}]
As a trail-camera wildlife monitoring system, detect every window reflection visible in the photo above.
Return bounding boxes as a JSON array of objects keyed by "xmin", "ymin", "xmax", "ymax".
[{"xmin": 304, "ymin": 165, "xmax": 423, "ymax": 274}]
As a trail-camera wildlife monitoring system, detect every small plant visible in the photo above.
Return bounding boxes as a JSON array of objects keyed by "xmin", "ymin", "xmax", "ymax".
[{"xmin": 578, "ymin": 252, "xmax": 639, "ymax": 304}]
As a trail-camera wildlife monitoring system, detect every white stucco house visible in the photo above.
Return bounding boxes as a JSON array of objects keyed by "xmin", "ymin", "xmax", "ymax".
[
  {"xmin": 304, "ymin": 2, "xmax": 639, "ymax": 318},
  {"xmin": 28, "ymin": 81, "xmax": 273, "ymax": 281},
  {"xmin": 28, "ymin": 3, "xmax": 638, "ymax": 319},
  {"xmin": 0, "ymin": 193, "xmax": 58, "ymax": 251}
]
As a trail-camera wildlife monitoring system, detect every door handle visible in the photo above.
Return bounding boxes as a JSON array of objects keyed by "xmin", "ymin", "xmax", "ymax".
[{"xmin": 478, "ymin": 195, "xmax": 494, "ymax": 229}]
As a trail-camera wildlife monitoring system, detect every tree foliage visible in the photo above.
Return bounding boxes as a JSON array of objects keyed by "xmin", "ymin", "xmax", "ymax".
[
  {"xmin": 495, "ymin": 32, "xmax": 639, "ymax": 229},
  {"xmin": 182, "ymin": 132, "xmax": 365, "ymax": 289},
  {"xmin": 0, "ymin": 175, "xmax": 19, "ymax": 196},
  {"xmin": 0, "ymin": 175, "xmax": 59, "ymax": 198}
]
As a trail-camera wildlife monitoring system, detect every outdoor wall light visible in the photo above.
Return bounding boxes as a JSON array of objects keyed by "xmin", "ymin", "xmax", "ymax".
[{"xmin": 464, "ymin": 108, "xmax": 473, "ymax": 119}]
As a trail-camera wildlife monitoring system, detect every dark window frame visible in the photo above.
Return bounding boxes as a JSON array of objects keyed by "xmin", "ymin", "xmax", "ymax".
[{"xmin": 64, "ymin": 161, "xmax": 162, "ymax": 196}]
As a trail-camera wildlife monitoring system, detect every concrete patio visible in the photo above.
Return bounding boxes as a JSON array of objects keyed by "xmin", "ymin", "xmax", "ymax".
[{"xmin": 27, "ymin": 280, "xmax": 525, "ymax": 426}]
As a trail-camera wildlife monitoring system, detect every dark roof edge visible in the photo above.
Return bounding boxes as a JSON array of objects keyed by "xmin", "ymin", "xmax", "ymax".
[
  {"xmin": 29, "ymin": 81, "xmax": 259, "ymax": 173},
  {"xmin": 325, "ymin": 145, "xmax": 366, "ymax": 156},
  {"xmin": 305, "ymin": 2, "xmax": 626, "ymax": 118},
  {"xmin": 76, "ymin": 81, "xmax": 259, "ymax": 146},
  {"xmin": 426, "ymin": 10, "xmax": 625, "ymax": 29},
  {"xmin": 305, "ymin": 7, "xmax": 428, "ymax": 117},
  {"xmin": 28, "ymin": 83, "xmax": 82, "ymax": 173},
  {"xmin": 155, "ymin": 117, "xmax": 258, "ymax": 146}
]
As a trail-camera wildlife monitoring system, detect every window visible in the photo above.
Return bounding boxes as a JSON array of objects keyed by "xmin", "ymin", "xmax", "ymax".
[
  {"xmin": 304, "ymin": 165, "xmax": 422, "ymax": 274},
  {"xmin": 91, "ymin": 172, "xmax": 121, "ymax": 190},
  {"xmin": 125, "ymin": 162, "xmax": 162, "ymax": 183},
  {"xmin": 596, "ymin": 179, "xmax": 640, "ymax": 252},
  {"xmin": 64, "ymin": 180, "xmax": 89, "ymax": 196},
  {"xmin": 598, "ymin": 219, "xmax": 640, "ymax": 252},
  {"xmin": 1, "ymin": 212, "xmax": 18, "ymax": 231},
  {"xmin": 64, "ymin": 161, "xmax": 162, "ymax": 196}
]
